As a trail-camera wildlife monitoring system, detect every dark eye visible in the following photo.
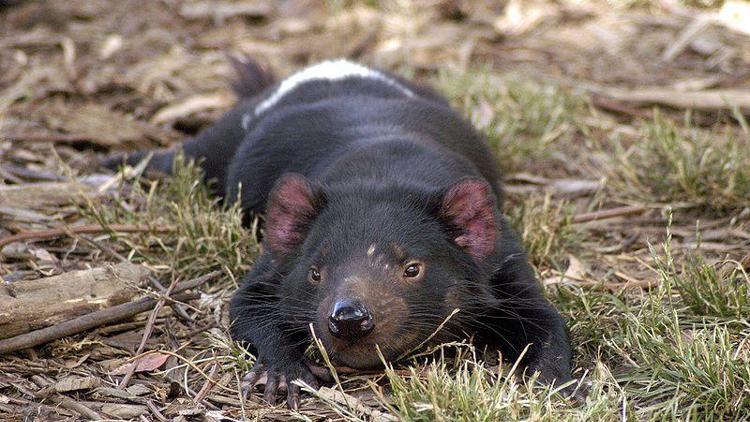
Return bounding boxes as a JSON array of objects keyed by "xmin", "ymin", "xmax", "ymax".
[
  {"xmin": 308, "ymin": 267, "xmax": 321, "ymax": 284},
  {"xmin": 403, "ymin": 263, "xmax": 422, "ymax": 278}
]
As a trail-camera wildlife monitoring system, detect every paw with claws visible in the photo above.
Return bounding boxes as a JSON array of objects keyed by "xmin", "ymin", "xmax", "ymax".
[{"xmin": 241, "ymin": 358, "xmax": 330, "ymax": 409}]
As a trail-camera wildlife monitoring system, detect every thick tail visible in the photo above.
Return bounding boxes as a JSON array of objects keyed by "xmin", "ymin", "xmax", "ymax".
[{"xmin": 227, "ymin": 55, "xmax": 275, "ymax": 99}]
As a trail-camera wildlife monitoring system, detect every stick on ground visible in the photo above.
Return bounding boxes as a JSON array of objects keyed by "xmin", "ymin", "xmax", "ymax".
[
  {"xmin": 572, "ymin": 205, "xmax": 649, "ymax": 224},
  {"xmin": 0, "ymin": 271, "xmax": 220, "ymax": 354},
  {"xmin": 0, "ymin": 223, "xmax": 175, "ymax": 248}
]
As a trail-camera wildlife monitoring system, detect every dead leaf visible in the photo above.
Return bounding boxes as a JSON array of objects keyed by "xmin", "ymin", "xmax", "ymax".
[
  {"xmin": 566, "ymin": 255, "xmax": 587, "ymax": 280},
  {"xmin": 542, "ymin": 255, "xmax": 588, "ymax": 286},
  {"xmin": 110, "ymin": 352, "xmax": 170, "ymax": 375},
  {"xmin": 126, "ymin": 384, "xmax": 151, "ymax": 396},
  {"xmin": 165, "ymin": 397, "xmax": 206, "ymax": 417},
  {"xmin": 29, "ymin": 246, "xmax": 58, "ymax": 264}
]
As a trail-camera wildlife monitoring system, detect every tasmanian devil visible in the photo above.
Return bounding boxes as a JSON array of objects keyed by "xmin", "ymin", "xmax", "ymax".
[{"xmin": 105, "ymin": 58, "xmax": 573, "ymax": 408}]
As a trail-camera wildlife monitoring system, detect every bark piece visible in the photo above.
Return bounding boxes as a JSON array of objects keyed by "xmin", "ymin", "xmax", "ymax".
[
  {"xmin": 0, "ymin": 263, "xmax": 148, "ymax": 339},
  {"xmin": 54, "ymin": 376, "xmax": 101, "ymax": 393}
]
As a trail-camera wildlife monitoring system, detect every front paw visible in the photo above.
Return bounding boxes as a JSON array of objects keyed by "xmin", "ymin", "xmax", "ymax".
[
  {"xmin": 525, "ymin": 360, "xmax": 586, "ymax": 402},
  {"xmin": 241, "ymin": 358, "xmax": 324, "ymax": 409},
  {"xmin": 558, "ymin": 378, "xmax": 589, "ymax": 403}
]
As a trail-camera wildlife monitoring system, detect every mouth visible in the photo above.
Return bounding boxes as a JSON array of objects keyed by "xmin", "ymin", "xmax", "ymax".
[
  {"xmin": 313, "ymin": 323, "xmax": 424, "ymax": 369},
  {"xmin": 325, "ymin": 337, "xmax": 384, "ymax": 368}
]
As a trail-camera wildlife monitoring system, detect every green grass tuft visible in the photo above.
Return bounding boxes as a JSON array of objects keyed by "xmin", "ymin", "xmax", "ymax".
[
  {"xmin": 600, "ymin": 220, "xmax": 750, "ymax": 419},
  {"xmin": 436, "ymin": 70, "xmax": 587, "ymax": 174},
  {"xmin": 675, "ymin": 255, "xmax": 750, "ymax": 321},
  {"xmin": 602, "ymin": 113, "xmax": 750, "ymax": 213},
  {"xmin": 81, "ymin": 155, "xmax": 258, "ymax": 281},
  {"xmin": 377, "ymin": 345, "xmax": 620, "ymax": 422},
  {"xmin": 507, "ymin": 194, "xmax": 582, "ymax": 270}
]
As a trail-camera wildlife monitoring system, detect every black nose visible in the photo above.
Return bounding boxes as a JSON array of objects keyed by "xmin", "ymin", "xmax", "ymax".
[{"xmin": 328, "ymin": 299, "xmax": 374, "ymax": 340}]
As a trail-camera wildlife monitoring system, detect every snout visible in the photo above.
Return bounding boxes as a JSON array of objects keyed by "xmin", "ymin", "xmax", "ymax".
[{"xmin": 328, "ymin": 298, "xmax": 374, "ymax": 340}]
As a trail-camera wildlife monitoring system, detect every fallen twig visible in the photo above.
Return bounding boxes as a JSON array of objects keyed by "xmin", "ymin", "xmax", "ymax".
[
  {"xmin": 145, "ymin": 400, "xmax": 168, "ymax": 422},
  {"xmin": 661, "ymin": 16, "xmax": 712, "ymax": 62},
  {"xmin": 150, "ymin": 93, "xmax": 233, "ymax": 124},
  {"xmin": 0, "ymin": 223, "xmax": 175, "ymax": 248},
  {"xmin": 572, "ymin": 205, "xmax": 649, "ymax": 224},
  {"xmin": 591, "ymin": 96, "xmax": 653, "ymax": 119},
  {"xmin": 118, "ymin": 277, "xmax": 180, "ymax": 389},
  {"xmin": 193, "ymin": 358, "xmax": 220, "ymax": 404},
  {"xmin": 0, "ymin": 271, "xmax": 220, "ymax": 354},
  {"xmin": 54, "ymin": 396, "xmax": 103, "ymax": 420},
  {"xmin": 589, "ymin": 85, "xmax": 750, "ymax": 112},
  {"xmin": 0, "ymin": 291, "xmax": 199, "ymax": 355}
]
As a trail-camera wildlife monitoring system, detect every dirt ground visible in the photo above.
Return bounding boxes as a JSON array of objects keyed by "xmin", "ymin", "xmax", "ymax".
[{"xmin": 1, "ymin": 0, "xmax": 749, "ymax": 421}]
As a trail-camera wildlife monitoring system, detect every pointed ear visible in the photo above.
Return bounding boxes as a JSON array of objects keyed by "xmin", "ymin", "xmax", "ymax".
[
  {"xmin": 264, "ymin": 173, "xmax": 322, "ymax": 256},
  {"xmin": 439, "ymin": 178, "xmax": 497, "ymax": 260}
]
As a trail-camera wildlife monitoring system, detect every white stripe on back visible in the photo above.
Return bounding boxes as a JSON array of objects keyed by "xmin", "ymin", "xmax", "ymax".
[{"xmin": 253, "ymin": 59, "xmax": 414, "ymax": 116}]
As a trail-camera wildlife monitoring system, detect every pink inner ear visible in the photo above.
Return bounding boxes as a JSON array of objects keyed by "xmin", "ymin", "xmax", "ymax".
[
  {"xmin": 265, "ymin": 174, "xmax": 316, "ymax": 255},
  {"xmin": 440, "ymin": 179, "xmax": 497, "ymax": 260}
]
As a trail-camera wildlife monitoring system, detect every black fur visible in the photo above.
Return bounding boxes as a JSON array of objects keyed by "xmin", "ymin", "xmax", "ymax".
[{"xmin": 105, "ymin": 59, "xmax": 573, "ymax": 404}]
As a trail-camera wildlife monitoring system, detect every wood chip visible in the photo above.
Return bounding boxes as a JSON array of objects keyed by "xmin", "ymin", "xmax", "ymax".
[
  {"xmin": 100, "ymin": 403, "xmax": 148, "ymax": 419},
  {"xmin": 54, "ymin": 376, "xmax": 101, "ymax": 393}
]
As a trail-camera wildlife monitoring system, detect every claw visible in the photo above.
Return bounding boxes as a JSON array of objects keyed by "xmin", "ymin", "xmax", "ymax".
[
  {"xmin": 563, "ymin": 379, "xmax": 589, "ymax": 404},
  {"xmin": 283, "ymin": 362, "xmax": 320, "ymax": 409},
  {"xmin": 288, "ymin": 383, "xmax": 301, "ymax": 410},
  {"xmin": 240, "ymin": 362, "xmax": 266, "ymax": 398},
  {"xmin": 263, "ymin": 374, "xmax": 279, "ymax": 404},
  {"xmin": 301, "ymin": 368, "xmax": 320, "ymax": 390},
  {"xmin": 277, "ymin": 374, "xmax": 288, "ymax": 392},
  {"xmin": 241, "ymin": 358, "xmax": 323, "ymax": 409}
]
